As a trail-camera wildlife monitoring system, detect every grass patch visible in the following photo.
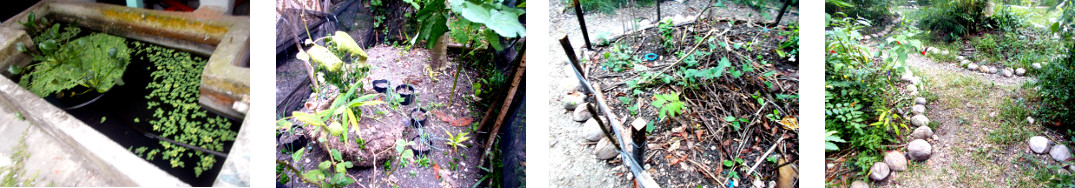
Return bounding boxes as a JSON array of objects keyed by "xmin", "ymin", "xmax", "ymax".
[
  {"xmin": 1018, "ymin": 153, "xmax": 1074, "ymax": 186},
  {"xmin": 571, "ymin": 0, "xmax": 657, "ymax": 14},
  {"xmin": 988, "ymin": 98, "xmax": 1039, "ymax": 145},
  {"xmin": 1004, "ymin": 5, "xmax": 1063, "ymax": 27}
]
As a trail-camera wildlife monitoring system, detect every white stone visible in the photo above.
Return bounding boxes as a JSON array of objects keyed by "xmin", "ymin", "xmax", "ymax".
[
  {"xmin": 1029, "ymin": 136, "xmax": 1051, "ymax": 154},
  {"xmin": 912, "ymin": 105, "xmax": 926, "ymax": 115},
  {"xmin": 912, "ymin": 126, "xmax": 934, "ymax": 140},
  {"xmin": 869, "ymin": 162, "xmax": 890, "ymax": 181},
  {"xmin": 562, "ymin": 94, "xmax": 585, "ymax": 110},
  {"xmin": 583, "ymin": 119, "xmax": 604, "ymax": 142},
  {"xmin": 1051, "ymin": 144, "xmax": 1072, "ymax": 162},
  {"xmin": 915, "ymin": 97, "xmax": 927, "ymax": 105},
  {"xmin": 1028, "ymin": 116, "xmax": 1035, "ymax": 124},
  {"xmin": 850, "ymin": 180, "xmax": 870, "ymax": 188},
  {"xmin": 884, "ymin": 151, "xmax": 908, "ymax": 171},
  {"xmin": 911, "ymin": 115, "xmax": 929, "ymax": 127},
  {"xmin": 1033, "ymin": 63, "xmax": 1043, "ymax": 69},
  {"xmin": 573, "ymin": 102, "xmax": 592, "ymax": 122},
  {"xmin": 968, "ymin": 63, "xmax": 978, "ymax": 70},
  {"xmin": 907, "ymin": 139, "xmax": 933, "ymax": 160},
  {"xmin": 594, "ymin": 138, "xmax": 619, "ymax": 160},
  {"xmin": 1016, "ymin": 68, "xmax": 1026, "ymax": 76}
]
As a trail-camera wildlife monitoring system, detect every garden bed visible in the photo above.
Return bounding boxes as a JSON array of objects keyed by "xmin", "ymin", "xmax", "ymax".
[{"xmin": 579, "ymin": 17, "xmax": 799, "ymax": 186}]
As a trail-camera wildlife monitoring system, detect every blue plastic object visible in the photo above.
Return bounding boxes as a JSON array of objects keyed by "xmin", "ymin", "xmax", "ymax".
[{"xmin": 644, "ymin": 53, "xmax": 658, "ymax": 61}]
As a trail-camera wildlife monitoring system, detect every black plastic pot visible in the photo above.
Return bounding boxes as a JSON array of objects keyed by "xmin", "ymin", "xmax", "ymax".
[
  {"xmin": 395, "ymin": 84, "xmax": 415, "ymax": 105},
  {"xmin": 410, "ymin": 107, "xmax": 427, "ymax": 128},
  {"xmin": 372, "ymin": 79, "xmax": 389, "ymax": 93},
  {"xmin": 44, "ymin": 86, "xmax": 108, "ymax": 110}
]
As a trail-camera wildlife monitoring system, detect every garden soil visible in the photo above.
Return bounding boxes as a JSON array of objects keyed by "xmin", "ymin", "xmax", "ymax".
[{"xmin": 548, "ymin": 0, "xmax": 798, "ymax": 187}]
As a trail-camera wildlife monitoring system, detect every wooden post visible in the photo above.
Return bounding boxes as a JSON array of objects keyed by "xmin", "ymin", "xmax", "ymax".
[
  {"xmin": 572, "ymin": 0, "xmax": 593, "ymax": 50},
  {"xmin": 559, "ymin": 36, "xmax": 585, "ymax": 78},
  {"xmin": 631, "ymin": 119, "xmax": 646, "ymax": 166},
  {"xmin": 772, "ymin": 0, "xmax": 792, "ymax": 27}
]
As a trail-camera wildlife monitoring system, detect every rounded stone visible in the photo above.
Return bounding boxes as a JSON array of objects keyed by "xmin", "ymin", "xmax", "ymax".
[
  {"xmin": 957, "ymin": 56, "xmax": 965, "ymax": 61},
  {"xmin": 884, "ymin": 151, "xmax": 908, "ymax": 172},
  {"xmin": 573, "ymin": 102, "xmax": 592, "ymax": 122},
  {"xmin": 907, "ymin": 139, "xmax": 933, "ymax": 161},
  {"xmin": 562, "ymin": 94, "xmax": 585, "ymax": 110},
  {"xmin": 1029, "ymin": 136, "xmax": 1051, "ymax": 154},
  {"xmin": 1001, "ymin": 69, "xmax": 1013, "ymax": 77},
  {"xmin": 594, "ymin": 138, "xmax": 619, "ymax": 160},
  {"xmin": 1050, "ymin": 144, "xmax": 1072, "ymax": 162},
  {"xmin": 911, "ymin": 115, "xmax": 929, "ymax": 127},
  {"xmin": 968, "ymin": 63, "xmax": 978, "ymax": 70},
  {"xmin": 583, "ymin": 119, "xmax": 604, "ymax": 142},
  {"xmin": 912, "ymin": 126, "xmax": 934, "ymax": 140},
  {"xmin": 869, "ymin": 162, "xmax": 890, "ymax": 181},
  {"xmin": 1033, "ymin": 63, "xmax": 1043, "ymax": 69},
  {"xmin": 850, "ymin": 180, "xmax": 870, "ymax": 188},
  {"xmin": 915, "ymin": 97, "xmax": 927, "ymax": 105},
  {"xmin": 1015, "ymin": 68, "xmax": 1026, "ymax": 76},
  {"xmin": 989, "ymin": 67, "xmax": 998, "ymax": 74},
  {"xmin": 912, "ymin": 105, "xmax": 926, "ymax": 115}
]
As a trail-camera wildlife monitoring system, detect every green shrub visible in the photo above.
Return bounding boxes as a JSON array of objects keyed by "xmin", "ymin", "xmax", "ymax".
[
  {"xmin": 825, "ymin": 0, "xmax": 895, "ymax": 23},
  {"xmin": 916, "ymin": 0, "xmax": 994, "ymax": 41},
  {"xmin": 825, "ymin": 13, "xmax": 922, "ymax": 176}
]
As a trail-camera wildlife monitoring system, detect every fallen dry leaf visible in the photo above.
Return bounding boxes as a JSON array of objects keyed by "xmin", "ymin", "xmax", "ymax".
[
  {"xmin": 778, "ymin": 116, "xmax": 798, "ymax": 130},
  {"xmin": 434, "ymin": 110, "xmax": 474, "ymax": 127}
]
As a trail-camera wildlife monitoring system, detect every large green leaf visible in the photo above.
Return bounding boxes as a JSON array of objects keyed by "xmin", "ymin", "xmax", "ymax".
[
  {"xmin": 450, "ymin": 0, "xmax": 526, "ymax": 38},
  {"xmin": 291, "ymin": 148, "xmax": 305, "ymax": 162},
  {"xmin": 292, "ymin": 112, "xmax": 325, "ymax": 127},
  {"xmin": 302, "ymin": 169, "xmax": 325, "ymax": 182}
]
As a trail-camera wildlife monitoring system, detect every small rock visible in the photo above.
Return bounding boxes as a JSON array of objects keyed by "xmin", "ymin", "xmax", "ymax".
[
  {"xmin": 1016, "ymin": 68, "xmax": 1026, "ymax": 76},
  {"xmin": 850, "ymin": 180, "xmax": 870, "ymax": 188},
  {"xmin": 915, "ymin": 97, "xmax": 927, "ymax": 105},
  {"xmin": 957, "ymin": 56, "xmax": 965, "ymax": 61},
  {"xmin": 638, "ymin": 19, "xmax": 652, "ymax": 27},
  {"xmin": 884, "ymin": 151, "xmax": 908, "ymax": 171},
  {"xmin": 989, "ymin": 66, "xmax": 998, "ymax": 74},
  {"xmin": 978, "ymin": 65, "xmax": 989, "ymax": 73},
  {"xmin": 583, "ymin": 119, "xmax": 604, "ymax": 142},
  {"xmin": 1028, "ymin": 116, "xmax": 1035, "ymax": 124},
  {"xmin": 906, "ymin": 85, "xmax": 918, "ymax": 94},
  {"xmin": 907, "ymin": 139, "xmax": 933, "ymax": 160},
  {"xmin": 1033, "ymin": 63, "xmax": 1043, "ymax": 69},
  {"xmin": 912, "ymin": 105, "xmax": 926, "ymax": 115},
  {"xmin": 900, "ymin": 73, "xmax": 915, "ymax": 82},
  {"xmin": 1051, "ymin": 144, "xmax": 1072, "ymax": 162},
  {"xmin": 941, "ymin": 50, "xmax": 949, "ymax": 55},
  {"xmin": 968, "ymin": 63, "xmax": 978, "ymax": 70},
  {"xmin": 912, "ymin": 126, "xmax": 934, "ymax": 140},
  {"xmin": 869, "ymin": 162, "xmax": 890, "ymax": 181},
  {"xmin": 1029, "ymin": 136, "xmax": 1051, "ymax": 154},
  {"xmin": 911, "ymin": 115, "xmax": 929, "ymax": 127},
  {"xmin": 594, "ymin": 138, "xmax": 619, "ymax": 160},
  {"xmin": 573, "ymin": 103, "xmax": 591, "ymax": 122},
  {"xmin": 562, "ymin": 94, "xmax": 585, "ymax": 110},
  {"xmin": 1001, "ymin": 69, "xmax": 1013, "ymax": 77},
  {"xmin": 827, "ymin": 163, "xmax": 834, "ymax": 169}
]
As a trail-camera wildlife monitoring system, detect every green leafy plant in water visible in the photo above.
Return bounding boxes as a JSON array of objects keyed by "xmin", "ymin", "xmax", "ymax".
[
  {"xmin": 17, "ymin": 27, "xmax": 133, "ymax": 97},
  {"xmin": 137, "ymin": 43, "xmax": 235, "ymax": 177},
  {"xmin": 652, "ymin": 92, "xmax": 686, "ymax": 121}
]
